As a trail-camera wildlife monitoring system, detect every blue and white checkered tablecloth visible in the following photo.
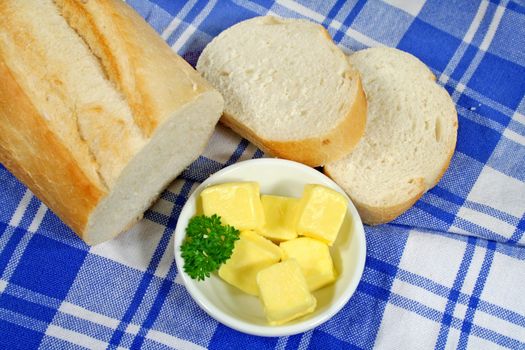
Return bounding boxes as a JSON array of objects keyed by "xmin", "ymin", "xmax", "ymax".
[{"xmin": 1, "ymin": 0, "xmax": 524, "ymax": 348}]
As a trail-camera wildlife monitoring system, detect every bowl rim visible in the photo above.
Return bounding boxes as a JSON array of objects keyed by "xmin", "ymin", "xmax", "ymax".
[{"xmin": 174, "ymin": 158, "xmax": 367, "ymax": 337}]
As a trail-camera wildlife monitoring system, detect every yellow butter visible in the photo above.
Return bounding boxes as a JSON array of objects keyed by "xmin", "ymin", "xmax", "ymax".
[
  {"xmin": 201, "ymin": 182, "xmax": 265, "ymax": 230},
  {"xmin": 256, "ymin": 259, "xmax": 317, "ymax": 325},
  {"xmin": 280, "ymin": 237, "xmax": 336, "ymax": 291},
  {"xmin": 296, "ymin": 185, "xmax": 347, "ymax": 245},
  {"xmin": 259, "ymin": 195, "xmax": 299, "ymax": 241},
  {"xmin": 219, "ymin": 230, "xmax": 282, "ymax": 295}
]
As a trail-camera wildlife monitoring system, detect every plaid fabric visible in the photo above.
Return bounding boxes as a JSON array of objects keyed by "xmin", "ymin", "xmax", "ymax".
[{"xmin": 0, "ymin": 0, "xmax": 524, "ymax": 348}]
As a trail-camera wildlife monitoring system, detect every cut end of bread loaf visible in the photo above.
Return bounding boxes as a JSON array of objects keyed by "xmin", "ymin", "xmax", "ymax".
[
  {"xmin": 85, "ymin": 91, "xmax": 223, "ymax": 245},
  {"xmin": 325, "ymin": 47, "xmax": 458, "ymax": 225},
  {"xmin": 0, "ymin": 0, "xmax": 224, "ymax": 245},
  {"xmin": 197, "ymin": 16, "xmax": 366, "ymax": 166}
]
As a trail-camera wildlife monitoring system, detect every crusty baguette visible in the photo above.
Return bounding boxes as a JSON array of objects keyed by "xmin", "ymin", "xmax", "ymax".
[
  {"xmin": 325, "ymin": 48, "xmax": 458, "ymax": 225},
  {"xmin": 0, "ymin": 0, "xmax": 223, "ymax": 245},
  {"xmin": 197, "ymin": 16, "xmax": 367, "ymax": 167}
]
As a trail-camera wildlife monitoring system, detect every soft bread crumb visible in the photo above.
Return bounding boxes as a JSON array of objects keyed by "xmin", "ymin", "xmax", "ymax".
[
  {"xmin": 325, "ymin": 47, "xmax": 458, "ymax": 225},
  {"xmin": 197, "ymin": 16, "xmax": 366, "ymax": 166}
]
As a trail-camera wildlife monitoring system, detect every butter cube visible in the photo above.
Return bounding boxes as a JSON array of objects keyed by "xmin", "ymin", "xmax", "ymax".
[
  {"xmin": 256, "ymin": 259, "xmax": 317, "ymax": 325},
  {"xmin": 219, "ymin": 230, "xmax": 282, "ymax": 295},
  {"xmin": 259, "ymin": 195, "xmax": 299, "ymax": 241},
  {"xmin": 201, "ymin": 182, "xmax": 265, "ymax": 230},
  {"xmin": 296, "ymin": 185, "xmax": 347, "ymax": 245},
  {"xmin": 280, "ymin": 237, "xmax": 336, "ymax": 291}
]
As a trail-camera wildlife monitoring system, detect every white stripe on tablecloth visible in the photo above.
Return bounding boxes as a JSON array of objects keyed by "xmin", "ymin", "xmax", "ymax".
[
  {"xmin": 345, "ymin": 27, "xmax": 383, "ymax": 47},
  {"xmin": 145, "ymin": 329, "xmax": 207, "ymax": 350},
  {"xmin": 46, "ymin": 325, "xmax": 108, "ymax": 349},
  {"xmin": 275, "ymin": 0, "xmax": 382, "ymax": 48},
  {"xmin": 28, "ymin": 203, "xmax": 47, "ymax": 233},
  {"xmin": 382, "ymin": 0, "xmax": 425, "ymax": 17},
  {"xmin": 464, "ymin": 0, "xmax": 489, "ymax": 44},
  {"xmin": 58, "ymin": 302, "xmax": 148, "ymax": 339},
  {"xmin": 480, "ymin": 4, "xmax": 505, "ymax": 51},
  {"xmin": 174, "ymin": 272, "xmax": 185, "ymax": 286},
  {"xmin": 171, "ymin": 0, "xmax": 217, "ymax": 52},
  {"xmin": 504, "ymin": 128, "xmax": 525, "ymax": 146},
  {"xmin": 1, "ymin": 204, "xmax": 47, "ymax": 281},
  {"xmin": 125, "ymin": 323, "xmax": 141, "ymax": 335},
  {"xmin": 298, "ymin": 329, "xmax": 314, "ymax": 350},
  {"xmin": 447, "ymin": 2, "xmax": 508, "ymax": 106},
  {"xmin": 161, "ymin": 0, "xmax": 198, "ymax": 40},
  {"xmin": 0, "ymin": 279, "xmax": 7, "ymax": 293},
  {"xmin": 514, "ymin": 111, "xmax": 525, "ymax": 126},
  {"xmin": 275, "ymin": 336, "xmax": 288, "ymax": 350},
  {"xmin": 162, "ymin": 17, "xmax": 182, "ymax": 40},
  {"xmin": 275, "ymin": 0, "xmax": 325, "ymax": 22},
  {"xmin": 438, "ymin": 0, "xmax": 488, "ymax": 85},
  {"xmin": 458, "ymin": 207, "xmax": 517, "ymax": 238},
  {"xmin": 59, "ymin": 302, "xmax": 120, "ymax": 329},
  {"xmin": 9, "ymin": 190, "xmax": 33, "ymax": 227}
]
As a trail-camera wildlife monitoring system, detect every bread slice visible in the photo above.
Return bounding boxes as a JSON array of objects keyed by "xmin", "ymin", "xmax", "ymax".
[
  {"xmin": 0, "ymin": 0, "xmax": 223, "ymax": 245},
  {"xmin": 324, "ymin": 48, "xmax": 458, "ymax": 225},
  {"xmin": 196, "ymin": 16, "xmax": 366, "ymax": 167}
]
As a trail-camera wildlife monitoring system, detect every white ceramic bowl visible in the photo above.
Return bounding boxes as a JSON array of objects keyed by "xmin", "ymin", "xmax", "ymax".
[{"xmin": 174, "ymin": 158, "xmax": 366, "ymax": 337}]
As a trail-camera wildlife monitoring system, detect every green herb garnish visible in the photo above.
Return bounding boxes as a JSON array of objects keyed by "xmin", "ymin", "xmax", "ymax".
[{"xmin": 180, "ymin": 214, "xmax": 240, "ymax": 281}]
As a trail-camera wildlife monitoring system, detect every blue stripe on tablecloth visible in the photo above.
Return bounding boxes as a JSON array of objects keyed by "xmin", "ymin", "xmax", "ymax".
[
  {"xmin": 146, "ymin": 0, "xmax": 186, "ymax": 16},
  {"xmin": 0, "ymin": 307, "xmax": 49, "ymax": 334},
  {"xmin": 160, "ymin": 192, "xmax": 188, "ymax": 207},
  {"xmin": 509, "ymin": 219, "xmax": 525, "ymax": 243},
  {"xmin": 180, "ymin": 156, "xmax": 224, "ymax": 183},
  {"xmin": 209, "ymin": 323, "xmax": 279, "ymax": 349},
  {"xmin": 308, "ymin": 329, "xmax": 366, "ymax": 350},
  {"xmin": 143, "ymin": 210, "xmax": 171, "ymax": 227},
  {"xmin": 107, "ymin": 181, "xmax": 194, "ymax": 348},
  {"xmin": 477, "ymin": 296, "xmax": 525, "ymax": 328},
  {"xmin": 2, "ymin": 283, "xmax": 61, "ymax": 310},
  {"xmin": 184, "ymin": 0, "xmax": 209, "ymax": 24},
  {"xmin": 333, "ymin": 0, "xmax": 367, "ymax": 43},
  {"xmin": 458, "ymin": 240, "xmax": 497, "ymax": 348},
  {"xmin": 508, "ymin": 1, "xmax": 525, "ymax": 14},
  {"xmin": 435, "ymin": 236, "xmax": 477, "ymax": 349},
  {"xmin": 253, "ymin": 149, "xmax": 265, "ymax": 158},
  {"xmin": 225, "ymin": 139, "xmax": 250, "ymax": 166},
  {"xmin": 0, "ymin": 227, "xmax": 26, "ymax": 277},
  {"xmin": 359, "ymin": 277, "xmax": 523, "ymax": 348},
  {"xmin": 285, "ymin": 334, "xmax": 303, "ymax": 350},
  {"xmin": 454, "ymin": 217, "xmax": 510, "ymax": 243},
  {"xmin": 431, "ymin": 186, "xmax": 467, "ymax": 206},
  {"xmin": 414, "ymin": 201, "xmax": 456, "ymax": 227},
  {"xmin": 367, "ymin": 247, "xmax": 525, "ymax": 329},
  {"xmin": 0, "ymin": 293, "xmax": 55, "ymax": 323},
  {"xmin": 0, "ymin": 194, "xmax": 41, "ymax": 279},
  {"xmin": 129, "ymin": 262, "xmax": 178, "ymax": 348},
  {"xmin": 464, "ymin": 201, "xmax": 522, "ymax": 226},
  {"xmin": 321, "ymin": 1, "xmax": 347, "ymax": 28}
]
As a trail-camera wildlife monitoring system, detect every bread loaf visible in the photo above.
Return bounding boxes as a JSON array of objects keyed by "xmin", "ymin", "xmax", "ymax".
[
  {"xmin": 0, "ymin": 0, "xmax": 224, "ymax": 244},
  {"xmin": 325, "ymin": 48, "xmax": 457, "ymax": 225},
  {"xmin": 196, "ymin": 16, "xmax": 367, "ymax": 167}
]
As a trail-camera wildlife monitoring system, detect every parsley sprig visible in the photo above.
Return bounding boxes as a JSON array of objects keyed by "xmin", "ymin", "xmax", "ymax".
[{"xmin": 180, "ymin": 214, "xmax": 240, "ymax": 281}]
